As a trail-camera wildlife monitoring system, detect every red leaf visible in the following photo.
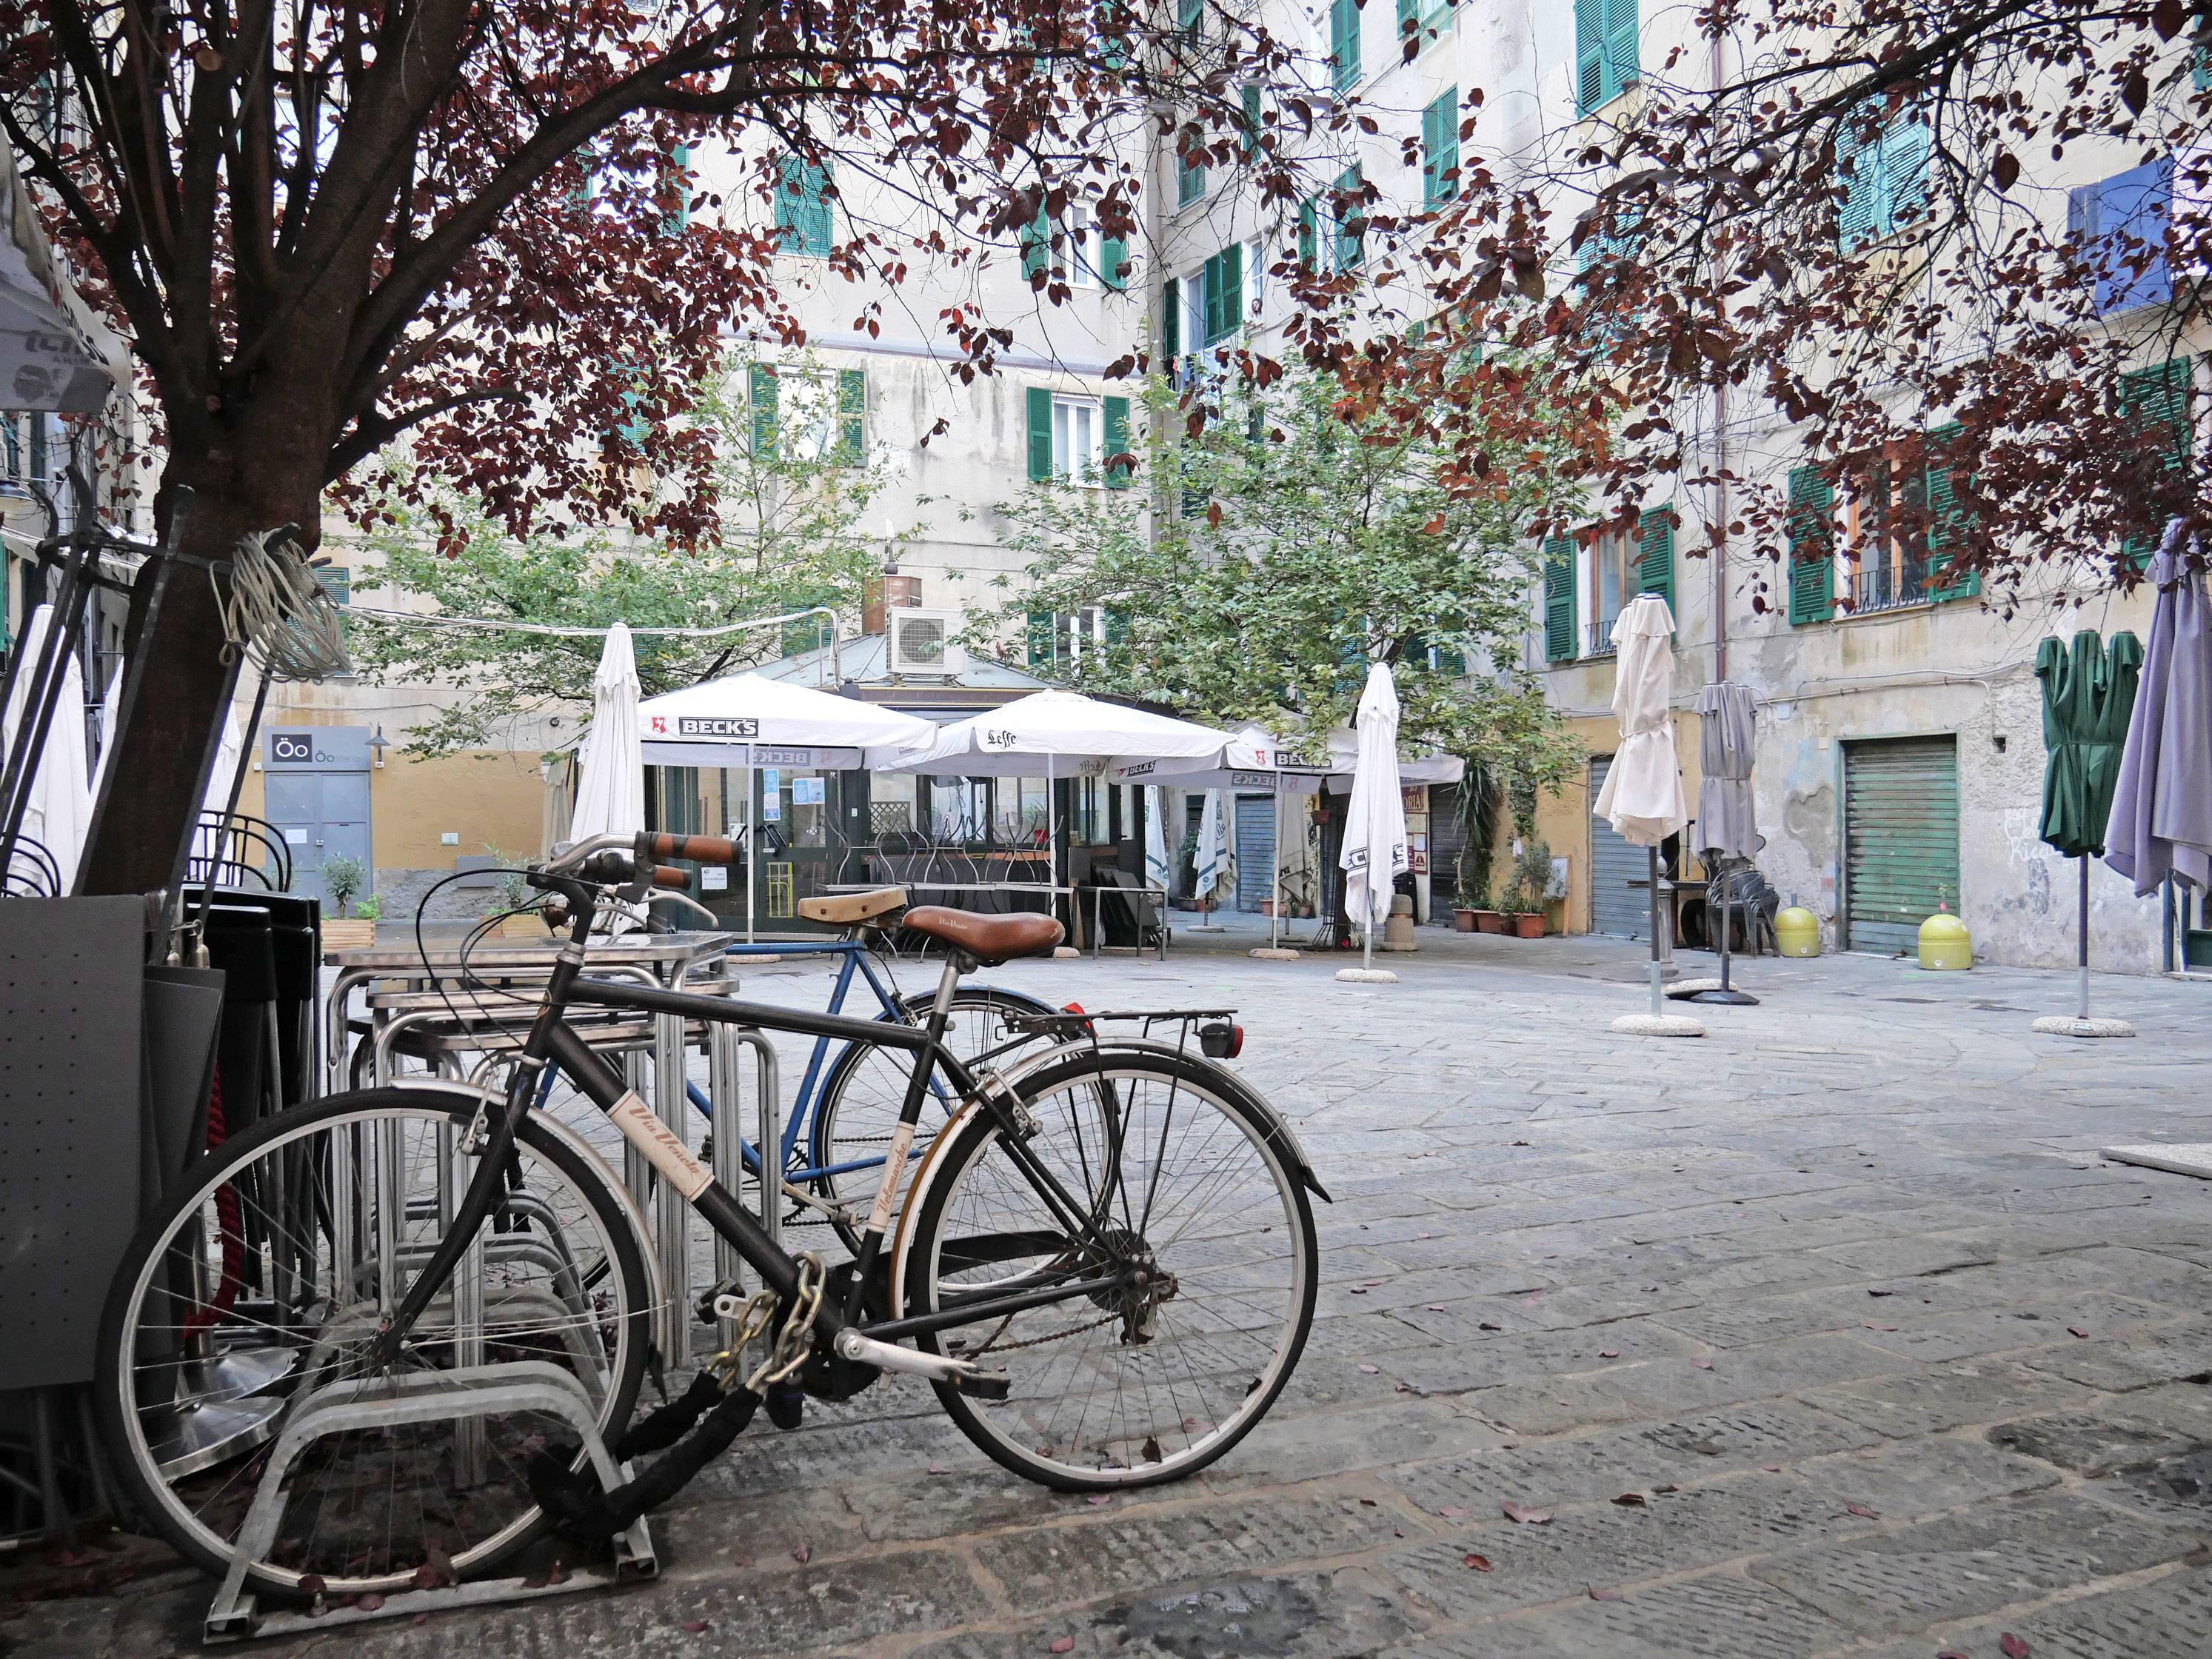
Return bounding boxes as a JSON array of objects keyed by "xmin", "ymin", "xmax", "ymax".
[
  {"xmin": 1142, "ymin": 1435, "xmax": 1163, "ymax": 1463},
  {"xmin": 1937, "ymin": 1652, "xmax": 1971, "ymax": 1659},
  {"xmin": 1500, "ymin": 1502, "xmax": 1553, "ymax": 1525},
  {"xmin": 426, "ymin": 1540, "xmax": 456, "ymax": 1589},
  {"xmin": 1761, "ymin": 1464, "xmax": 1782, "ymax": 1473},
  {"xmin": 1612, "ymin": 1492, "xmax": 1647, "ymax": 1506},
  {"xmin": 1478, "ymin": 1321, "xmax": 1503, "ymax": 1332},
  {"xmin": 1358, "ymin": 1363, "xmax": 1381, "ymax": 1374},
  {"xmin": 2121, "ymin": 67, "xmax": 2148, "ymax": 116},
  {"xmin": 1437, "ymin": 1505, "xmax": 1470, "ymax": 1518},
  {"xmin": 2001, "ymin": 1636, "xmax": 2031, "ymax": 1659},
  {"xmin": 680, "ymin": 1620, "xmax": 709, "ymax": 1634},
  {"xmin": 1691, "ymin": 1358, "xmax": 1713, "ymax": 1369},
  {"xmin": 1864, "ymin": 1321, "xmax": 1899, "ymax": 1332},
  {"xmin": 355, "ymin": 1593, "xmax": 384, "ymax": 1612},
  {"xmin": 1993, "ymin": 153, "xmax": 2021, "ymax": 193},
  {"xmin": 1867, "ymin": 1288, "xmax": 1894, "ymax": 1298},
  {"xmin": 1845, "ymin": 1503, "xmax": 1879, "ymax": 1519},
  {"xmin": 2153, "ymin": 0, "xmax": 2188, "ymax": 40},
  {"xmin": 1599, "ymin": 1349, "xmax": 1621, "ymax": 1359},
  {"xmin": 2068, "ymin": 1327, "xmax": 2089, "ymax": 1339},
  {"xmin": 792, "ymin": 1543, "xmax": 812, "ymax": 1564},
  {"xmin": 1462, "ymin": 1552, "xmax": 1492, "ymax": 1572},
  {"xmin": 1588, "ymin": 1586, "xmax": 1625, "ymax": 1602},
  {"xmin": 298, "ymin": 1575, "xmax": 327, "ymax": 1598},
  {"xmin": 1086, "ymin": 1494, "xmax": 1112, "ymax": 1506},
  {"xmin": 1049, "ymin": 1640, "xmax": 1075, "ymax": 1655}
]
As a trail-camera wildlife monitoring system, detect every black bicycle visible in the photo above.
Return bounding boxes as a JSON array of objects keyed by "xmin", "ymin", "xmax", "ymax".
[{"xmin": 96, "ymin": 830, "xmax": 1322, "ymax": 1600}]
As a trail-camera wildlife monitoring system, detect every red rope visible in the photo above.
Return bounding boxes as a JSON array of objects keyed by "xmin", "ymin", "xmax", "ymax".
[{"xmin": 181, "ymin": 1066, "xmax": 245, "ymax": 1335}]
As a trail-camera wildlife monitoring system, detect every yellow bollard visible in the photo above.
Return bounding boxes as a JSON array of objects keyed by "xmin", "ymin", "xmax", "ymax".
[
  {"xmin": 1774, "ymin": 906, "xmax": 1820, "ymax": 958},
  {"xmin": 1917, "ymin": 909, "xmax": 1973, "ymax": 971}
]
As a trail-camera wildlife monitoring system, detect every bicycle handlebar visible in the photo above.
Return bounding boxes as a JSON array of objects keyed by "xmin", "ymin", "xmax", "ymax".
[
  {"xmin": 640, "ymin": 832, "xmax": 738, "ymax": 865},
  {"xmin": 651, "ymin": 865, "xmax": 691, "ymax": 889}
]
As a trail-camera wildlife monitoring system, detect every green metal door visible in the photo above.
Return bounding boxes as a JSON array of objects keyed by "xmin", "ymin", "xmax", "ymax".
[{"xmin": 1842, "ymin": 735, "xmax": 1959, "ymax": 953}]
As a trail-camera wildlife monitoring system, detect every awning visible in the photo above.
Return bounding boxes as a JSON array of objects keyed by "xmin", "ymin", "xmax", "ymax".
[
  {"xmin": 1, "ymin": 143, "xmax": 122, "ymax": 413},
  {"xmin": 637, "ymin": 670, "xmax": 937, "ymax": 770}
]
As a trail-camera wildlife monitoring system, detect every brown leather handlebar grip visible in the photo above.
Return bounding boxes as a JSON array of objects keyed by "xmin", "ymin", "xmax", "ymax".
[
  {"xmin": 651, "ymin": 866, "xmax": 690, "ymax": 889},
  {"xmin": 639, "ymin": 832, "xmax": 738, "ymax": 864}
]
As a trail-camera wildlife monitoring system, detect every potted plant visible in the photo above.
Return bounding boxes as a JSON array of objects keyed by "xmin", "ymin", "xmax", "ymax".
[
  {"xmin": 1474, "ymin": 884, "xmax": 1508, "ymax": 933},
  {"xmin": 481, "ymin": 846, "xmax": 544, "ymax": 938},
  {"xmin": 1449, "ymin": 765, "xmax": 1500, "ymax": 933},
  {"xmin": 1505, "ymin": 839, "xmax": 1554, "ymax": 938},
  {"xmin": 320, "ymin": 853, "xmax": 378, "ymax": 951}
]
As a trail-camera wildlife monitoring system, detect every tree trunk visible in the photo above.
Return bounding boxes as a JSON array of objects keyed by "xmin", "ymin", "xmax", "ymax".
[{"xmin": 77, "ymin": 482, "xmax": 305, "ymax": 900}]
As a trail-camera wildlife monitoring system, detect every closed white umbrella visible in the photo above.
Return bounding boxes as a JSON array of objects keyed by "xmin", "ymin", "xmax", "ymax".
[
  {"xmin": 1, "ymin": 605, "xmax": 93, "ymax": 892},
  {"xmin": 1191, "ymin": 789, "xmax": 1235, "ymax": 929},
  {"xmin": 201, "ymin": 693, "xmax": 246, "ymax": 820},
  {"xmin": 570, "ymin": 624, "xmax": 646, "ymax": 842},
  {"xmin": 1337, "ymin": 665, "xmax": 1408, "ymax": 982},
  {"xmin": 1594, "ymin": 594, "xmax": 1700, "ymax": 1035},
  {"xmin": 1145, "ymin": 786, "xmax": 1172, "ymax": 895}
]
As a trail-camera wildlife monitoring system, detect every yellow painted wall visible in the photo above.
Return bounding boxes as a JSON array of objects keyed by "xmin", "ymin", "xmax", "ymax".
[
  {"xmin": 1534, "ymin": 711, "xmax": 1705, "ymax": 935},
  {"xmin": 232, "ymin": 735, "xmax": 544, "ymax": 871}
]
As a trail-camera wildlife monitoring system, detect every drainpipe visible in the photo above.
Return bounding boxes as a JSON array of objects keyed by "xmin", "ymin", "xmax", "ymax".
[{"xmin": 1711, "ymin": 23, "xmax": 1728, "ymax": 685}]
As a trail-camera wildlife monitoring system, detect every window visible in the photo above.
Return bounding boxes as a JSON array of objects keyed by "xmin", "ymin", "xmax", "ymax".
[
  {"xmin": 746, "ymin": 367, "xmax": 866, "ymax": 463},
  {"xmin": 1578, "ymin": 508, "xmax": 1671, "ymax": 655},
  {"xmin": 2068, "ymin": 158, "xmax": 2177, "ymax": 315},
  {"xmin": 1240, "ymin": 84, "xmax": 1263, "ymax": 160},
  {"xmin": 1329, "ymin": 0, "xmax": 1360, "ymax": 93},
  {"xmin": 1178, "ymin": 137, "xmax": 1207, "ymax": 207},
  {"xmin": 1423, "ymin": 88, "xmax": 1460, "ymax": 209},
  {"xmin": 1838, "ymin": 433, "xmax": 1977, "ymax": 613},
  {"xmin": 2120, "ymin": 358, "xmax": 2194, "ymax": 564},
  {"xmin": 1027, "ymin": 605, "xmax": 1120, "ymax": 669},
  {"xmin": 1202, "ymin": 244, "xmax": 1244, "ymax": 343},
  {"xmin": 1163, "ymin": 276, "xmax": 1181, "ymax": 361},
  {"xmin": 1542, "ymin": 535, "xmax": 1576, "ymax": 663},
  {"xmin": 1027, "ymin": 202, "xmax": 1130, "ymax": 291},
  {"xmin": 1, "ymin": 414, "xmax": 20, "ymax": 484},
  {"xmin": 1574, "ymin": 0, "xmax": 1637, "ymax": 116},
  {"xmin": 1026, "ymin": 389, "xmax": 1134, "ymax": 484},
  {"xmin": 775, "ymin": 154, "xmax": 832, "ymax": 256},
  {"xmin": 1837, "ymin": 111, "xmax": 1930, "ymax": 251},
  {"xmin": 1394, "ymin": 0, "xmax": 1452, "ymax": 58},
  {"xmin": 1786, "ymin": 465, "xmax": 1837, "ymax": 626},
  {"xmin": 1334, "ymin": 166, "xmax": 1365, "ymax": 268}
]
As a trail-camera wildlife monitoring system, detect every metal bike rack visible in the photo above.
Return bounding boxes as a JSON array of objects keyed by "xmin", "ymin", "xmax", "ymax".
[
  {"xmin": 709, "ymin": 1024, "xmax": 782, "ymax": 1355},
  {"xmin": 203, "ymin": 1361, "xmax": 657, "ymax": 1643}
]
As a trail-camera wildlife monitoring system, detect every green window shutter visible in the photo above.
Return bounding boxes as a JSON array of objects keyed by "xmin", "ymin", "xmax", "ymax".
[
  {"xmin": 1635, "ymin": 506, "xmax": 1674, "ymax": 612},
  {"xmin": 1395, "ymin": 0, "xmax": 1417, "ymax": 53},
  {"xmin": 1240, "ymin": 84, "xmax": 1263, "ymax": 158},
  {"xmin": 1201, "ymin": 255, "xmax": 1221, "ymax": 343},
  {"xmin": 838, "ymin": 369, "xmax": 866, "ymax": 464},
  {"xmin": 1026, "ymin": 608, "xmax": 1055, "ymax": 667},
  {"xmin": 1179, "ymin": 144, "xmax": 1206, "ymax": 207},
  {"xmin": 1786, "ymin": 465, "xmax": 1836, "ymax": 624},
  {"xmin": 1543, "ymin": 535, "xmax": 1577, "ymax": 662},
  {"xmin": 1163, "ymin": 276, "xmax": 1180, "ymax": 357},
  {"xmin": 1879, "ymin": 116, "xmax": 1931, "ymax": 233},
  {"xmin": 1021, "ymin": 208, "xmax": 1049, "ymax": 280},
  {"xmin": 1177, "ymin": 0, "xmax": 1202, "ymax": 33},
  {"xmin": 1026, "ymin": 386, "xmax": 1055, "ymax": 482},
  {"xmin": 1297, "ymin": 199, "xmax": 1318, "ymax": 267},
  {"xmin": 1100, "ymin": 228, "xmax": 1129, "ymax": 290},
  {"xmin": 1423, "ymin": 90, "xmax": 1458, "ymax": 207},
  {"xmin": 1922, "ymin": 424, "xmax": 1979, "ymax": 602},
  {"xmin": 1603, "ymin": 0, "xmax": 1638, "ymax": 100},
  {"xmin": 1103, "ymin": 395, "xmax": 1132, "ymax": 488},
  {"xmin": 1574, "ymin": 0, "xmax": 1605, "ymax": 114},
  {"xmin": 1334, "ymin": 166, "xmax": 1364, "ymax": 268},
  {"xmin": 775, "ymin": 156, "xmax": 832, "ymax": 256},
  {"xmin": 2120, "ymin": 358, "xmax": 2193, "ymax": 566},
  {"xmin": 1221, "ymin": 242, "xmax": 1242, "ymax": 336},
  {"xmin": 2196, "ymin": 44, "xmax": 2212, "ymax": 91},
  {"xmin": 663, "ymin": 144, "xmax": 692, "ymax": 233},
  {"xmin": 1331, "ymin": 0, "xmax": 1360, "ymax": 91},
  {"xmin": 1103, "ymin": 605, "xmax": 1130, "ymax": 644},
  {"xmin": 748, "ymin": 364, "xmax": 778, "ymax": 453}
]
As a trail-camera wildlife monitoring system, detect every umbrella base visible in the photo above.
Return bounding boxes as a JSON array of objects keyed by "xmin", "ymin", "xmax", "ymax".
[
  {"xmin": 1186, "ymin": 924, "xmax": 1228, "ymax": 934},
  {"xmin": 1052, "ymin": 947, "xmax": 1081, "ymax": 960},
  {"xmin": 1613, "ymin": 1012, "xmax": 1705, "ymax": 1038},
  {"xmin": 1688, "ymin": 988, "xmax": 1760, "ymax": 1007},
  {"xmin": 1665, "ymin": 978, "xmax": 1723, "ymax": 998},
  {"xmin": 2031, "ymin": 1015, "xmax": 2136, "ymax": 1038},
  {"xmin": 1249, "ymin": 947, "xmax": 1300, "ymax": 961},
  {"xmin": 1334, "ymin": 967, "xmax": 1398, "ymax": 983}
]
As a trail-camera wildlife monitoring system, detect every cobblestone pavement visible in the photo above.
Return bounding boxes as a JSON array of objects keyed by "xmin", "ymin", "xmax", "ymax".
[{"xmin": 11, "ymin": 929, "xmax": 2212, "ymax": 1658}]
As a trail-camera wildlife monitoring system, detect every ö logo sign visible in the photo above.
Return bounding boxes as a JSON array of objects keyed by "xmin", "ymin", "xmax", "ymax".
[{"xmin": 269, "ymin": 732, "xmax": 335, "ymax": 764}]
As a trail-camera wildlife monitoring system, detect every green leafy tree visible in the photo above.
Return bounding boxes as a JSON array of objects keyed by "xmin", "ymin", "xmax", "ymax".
[
  {"xmin": 350, "ymin": 356, "xmax": 907, "ymax": 756},
  {"xmin": 972, "ymin": 368, "xmax": 1583, "ymax": 792}
]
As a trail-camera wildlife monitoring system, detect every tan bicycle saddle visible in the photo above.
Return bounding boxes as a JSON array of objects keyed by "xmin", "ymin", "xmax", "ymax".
[
  {"xmin": 899, "ymin": 905, "xmax": 1065, "ymax": 965},
  {"xmin": 797, "ymin": 886, "xmax": 909, "ymax": 926}
]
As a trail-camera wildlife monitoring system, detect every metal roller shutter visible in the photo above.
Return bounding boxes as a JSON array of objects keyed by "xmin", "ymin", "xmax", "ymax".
[
  {"xmin": 1588, "ymin": 755, "xmax": 1648, "ymax": 938},
  {"xmin": 1843, "ymin": 735, "xmax": 1959, "ymax": 954},
  {"xmin": 1234, "ymin": 795, "xmax": 1275, "ymax": 911}
]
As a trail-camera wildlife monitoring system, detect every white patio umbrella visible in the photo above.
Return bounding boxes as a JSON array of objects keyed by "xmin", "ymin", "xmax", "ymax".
[
  {"xmin": 1336, "ymin": 665, "xmax": 1409, "ymax": 983},
  {"xmin": 1, "ymin": 605, "xmax": 93, "ymax": 893},
  {"xmin": 570, "ymin": 624, "xmax": 645, "ymax": 928},
  {"xmin": 882, "ymin": 690, "xmax": 1229, "ymax": 918},
  {"xmin": 1144, "ymin": 786, "xmax": 1172, "ymax": 896},
  {"xmin": 636, "ymin": 670, "xmax": 935, "ymax": 940},
  {"xmin": 1190, "ymin": 790, "xmax": 1235, "ymax": 930},
  {"xmin": 1593, "ymin": 594, "xmax": 1700, "ymax": 1036}
]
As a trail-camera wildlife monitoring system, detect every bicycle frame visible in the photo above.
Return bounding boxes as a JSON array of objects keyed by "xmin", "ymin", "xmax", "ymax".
[{"xmin": 369, "ymin": 881, "xmax": 1139, "ymax": 1369}]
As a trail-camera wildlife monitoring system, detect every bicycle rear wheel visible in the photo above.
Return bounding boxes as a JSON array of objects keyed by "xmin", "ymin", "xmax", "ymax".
[
  {"xmin": 895, "ymin": 1051, "xmax": 1315, "ymax": 1489},
  {"xmin": 95, "ymin": 1087, "xmax": 649, "ymax": 1600}
]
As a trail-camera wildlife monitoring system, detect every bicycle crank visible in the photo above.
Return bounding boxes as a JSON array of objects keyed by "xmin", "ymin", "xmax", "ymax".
[{"xmin": 832, "ymin": 1329, "xmax": 1012, "ymax": 1401}]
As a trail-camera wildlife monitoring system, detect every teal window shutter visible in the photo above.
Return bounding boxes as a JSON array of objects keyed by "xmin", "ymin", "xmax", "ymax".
[
  {"xmin": 1026, "ymin": 386, "xmax": 1055, "ymax": 482},
  {"xmin": 748, "ymin": 364, "xmax": 778, "ymax": 453},
  {"xmin": 1879, "ymin": 116, "xmax": 1931, "ymax": 233},
  {"xmin": 1334, "ymin": 166, "xmax": 1364, "ymax": 268},
  {"xmin": 1021, "ymin": 207, "xmax": 1048, "ymax": 280},
  {"xmin": 1574, "ymin": 0, "xmax": 1605, "ymax": 115},
  {"xmin": 1786, "ymin": 465, "xmax": 1836, "ymax": 624},
  {"xmin": 1103, "ymin": 395, "xmax": 1132, "ymax": 488},
  {"xmin": 1543, "ymin": 536, "xmax": 1577, "ymax": 661},
  {"xmin": 1163, "ymin": 276, "xmax": 1180, "ymax": 357},
  {"xmin": 1837, "ymin": 117, "xmax": 1879, "ymax": 250},
  {"xmin": 1026, "ymin": 609, "xmax": 1055, "ymax": 667},
  {"xmin": 1100, "ymin": 227, "xmax": 1129, "ymax": 290},
  {"xmin": 1178, "ymin": 141, "xmax": 1206, "ymax": 207},
  {"xmin": 775, "ymin": 156, "xmax": 832, "ymax": 256},
  {"xmin": 1103, "ymin": 606, "xmax": 1129, "ymax": 644},
  {"xmin": 1221, "ymin": 242, "xmax": 1242, "ymax": 336},
  {"xmin": 1635, "ymin": 506, "xmax": 1674, "ymax": 612},
  {"xmin": 663, "ymin": 144, "xmax": 692, "ymax": 233},
  {"xmin": 1331, "ymin": 0, "xmax": 1360, "ymax": 92},
  {"xmin": 838, "ymin": 369, "xmax": 866, "ymax": 464},
  {"xmin": 2120, "ymin": 357, "xmax": 2193, "ymax": 566},
  {"xmin": 1395, "ymin": 0, "xmax": 1417, "ymax": 53},
  {"xmin": 1603, "ymin": 0, "xmax": 1638, "ymax": 100},
  {"xmin": 1240, "ymin": 84, "xmax": 1263, "ymax": 159},
  {"xmin": 1423, "ymin": 89, "xmax": 1459, "ymax": 207},
  {"xmin": 1177, "ymin": 0, "xmax": 1202, "ymax": 34},
  {"xmin": 2196, "ymin": 44, "xmax": 2211, "ymax": 91},
  {"xmin": 1297, "ymin": 199, "xmax": 1318, "ymax": 268},
  {"xmin": 1922, "ymin": 421, "xmax": 1979, "ymax": 602}
]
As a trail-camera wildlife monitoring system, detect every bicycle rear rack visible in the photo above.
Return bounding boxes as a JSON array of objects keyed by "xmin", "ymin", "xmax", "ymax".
[{"xmin": 203, "ymin": 1361, "xmax": 657, "ymax": 1643}]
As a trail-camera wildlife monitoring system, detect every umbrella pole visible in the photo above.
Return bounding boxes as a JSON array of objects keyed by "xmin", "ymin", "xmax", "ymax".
[
  {"xmin": 1270, "ymin": 771, "xmax": 1283, "ymax": 951},
  {"xmin": 1648, "ymin": 847, "xmax": 1663, "ymax": 1019},
  {"xmin": 746, "ymin": 744, "xmax": 756, "ymax": 946},
  {"xmin": 2077, "ymin": 853, "xmax": 2090, "ymax": 1021}
]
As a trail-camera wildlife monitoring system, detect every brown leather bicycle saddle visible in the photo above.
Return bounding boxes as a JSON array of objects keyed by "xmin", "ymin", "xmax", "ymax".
[{"xmin": 900, "ymin": 905, "xmax": 1064, "ymax": 966}]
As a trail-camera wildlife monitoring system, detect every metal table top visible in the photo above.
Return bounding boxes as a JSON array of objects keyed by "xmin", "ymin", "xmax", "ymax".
[{"xmin": 325, "ymin": 930, "xmax": 738, "ymax": 974}]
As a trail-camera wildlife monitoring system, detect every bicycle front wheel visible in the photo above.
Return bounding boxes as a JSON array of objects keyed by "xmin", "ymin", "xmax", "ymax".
[
  {"xmin": 95, "ymin": 1087, "xmax": 650, "ymax": 1600},
  {"xmin": 896, "ymin": 1051, "xmax": 1316, "ymax": 1490}
]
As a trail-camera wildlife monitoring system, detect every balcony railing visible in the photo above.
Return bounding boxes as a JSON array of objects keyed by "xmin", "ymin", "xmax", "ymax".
[
  {"xmin": 1583, "ymin": 618, "xmax": 1619, "ymax": 658},
  {"xmin": 1848, "ymin": 561, "xmax": 1931, "ymax": 616}
]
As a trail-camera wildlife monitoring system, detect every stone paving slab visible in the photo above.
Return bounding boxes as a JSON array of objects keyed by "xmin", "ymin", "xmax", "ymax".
[{"xmin": 13, "ymin": 933, "xmax": 2212, "ymax": 1658}]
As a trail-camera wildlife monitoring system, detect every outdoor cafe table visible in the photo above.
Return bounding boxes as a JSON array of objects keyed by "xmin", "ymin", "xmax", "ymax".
[{"xmin": 323, "ymin": 931, "xmax": 740, "ymax": 1360}]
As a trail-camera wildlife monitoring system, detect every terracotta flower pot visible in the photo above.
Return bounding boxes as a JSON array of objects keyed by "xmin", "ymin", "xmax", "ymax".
[
  {"xmin": 1474, "ymin": 910, "xmax": 1507, "ymax": 934},
  {"xmin": 1451, "ymin": 907, "xmax": 1477, "ymax": 932},
  {"xmin": 1511, "ymin": 912, "xmax": 1546, "ymax": 938}
]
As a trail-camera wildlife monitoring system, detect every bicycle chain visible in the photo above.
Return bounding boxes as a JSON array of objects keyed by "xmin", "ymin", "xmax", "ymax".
[{"xmin": 958, "ymin": 1306, "xmax": 1123, "ymax": 1357}]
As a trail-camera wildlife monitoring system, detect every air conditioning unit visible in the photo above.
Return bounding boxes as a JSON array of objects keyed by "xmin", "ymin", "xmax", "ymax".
[{"xmin": 887, "ymin": 610, "xmax": 955, "ymax": 676}]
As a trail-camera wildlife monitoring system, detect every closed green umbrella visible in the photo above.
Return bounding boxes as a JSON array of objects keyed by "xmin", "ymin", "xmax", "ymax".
[{"xmin": 2034, "ymin": 629, "xmax": 2142, "ymax": 1035}]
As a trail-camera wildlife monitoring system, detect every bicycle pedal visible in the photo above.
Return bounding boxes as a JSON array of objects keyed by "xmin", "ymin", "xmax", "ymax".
[
  {"xmin": 952, "ymin": 1370, "xmax": 1012, "ymax": 1402},
  {"xmin": 765, "ymin": 1380, "xmax": 806, "ymax": 1430}
]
